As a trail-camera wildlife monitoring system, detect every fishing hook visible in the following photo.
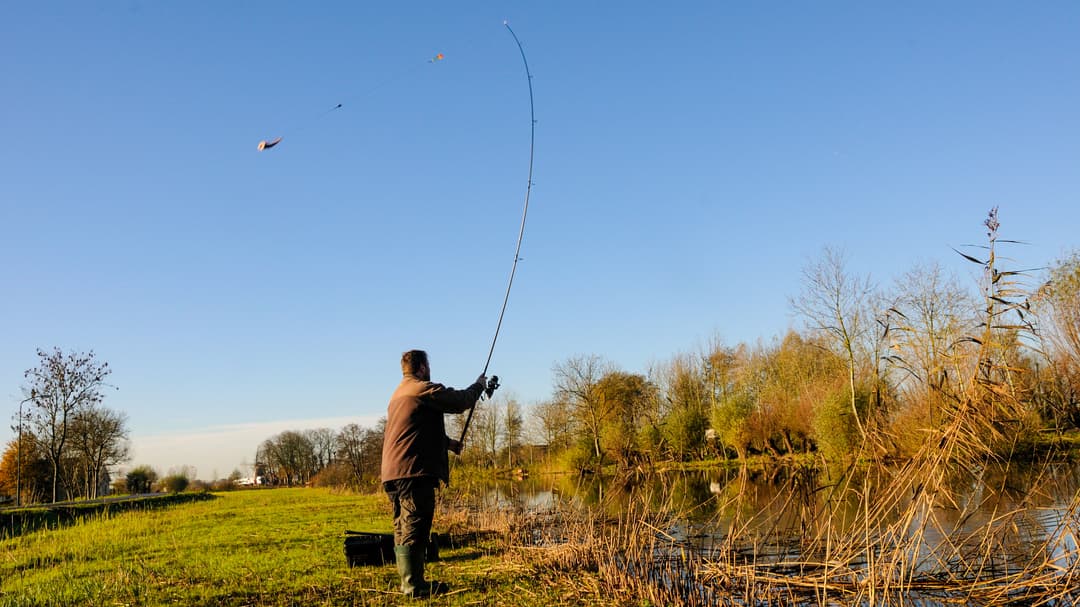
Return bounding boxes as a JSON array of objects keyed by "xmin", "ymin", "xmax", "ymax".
[{"xmin": 459, "ymin": 21, "xmax": 535, "ymax": 445}]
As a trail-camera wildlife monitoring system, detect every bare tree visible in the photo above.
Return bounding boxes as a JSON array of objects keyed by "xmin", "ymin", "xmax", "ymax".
[
  {"xmin": 336, "ymin": 420, "xmax": 384, "ymax": 488},
  {"xmin": 471, "ymin": 400, "xmax": 501, "ymax": 468},
  {"xmin": 502, "ymin": 398, "xmax": 523, "ymax": 468},
  {"xmin": 1035, "ymin": 251, "xmax": 1080, "ymax": 366},
  {"xmin": 1031, "ymin": 253, "xmax": 1080, "ymax": 427},
  {"xmin": 256, "ymin": 430, "xmax": 317, "ymax": 486},
  {"xmin": 889, "ymin": 262, "xmax": 974, "ymax": 425},
  {"xmin": 336, "ymin": 423, "xmax": 367, "ymax": 485},
  {"xmin": 791, "ymin": 247, "xmax": 875, "ymax": 440},
  {"xmin": 553, "ymin": 355, "xmax": 612, "ymax": 466},
  {"xmin": 305, "ymin": 428, "xmax": 337, "ymax": 471},
  {"xmin": 69, "ymin": 407, "xmax": 130, "ymax": 498},
  {"xmin": 23, "ymin": 348, "xmax": 113, "ymax": 502},
  {"xmin": 529, "ymin": 397, "xmax": 573, "ymax": 451}
]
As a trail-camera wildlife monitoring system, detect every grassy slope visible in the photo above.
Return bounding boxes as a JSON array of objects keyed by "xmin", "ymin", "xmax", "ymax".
[{"xmin": 0, "ymin": 488, "xmax": 606, "ymax": 607}]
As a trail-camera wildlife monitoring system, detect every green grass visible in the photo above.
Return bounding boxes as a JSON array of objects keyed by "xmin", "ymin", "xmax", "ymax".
[
  {"xmin": 0, "ymin": 488, "xmax": 609, "ymax": 607},
  {"xmin": 1, "ymin": 493, "xmax": 214, "ymax": 538}
]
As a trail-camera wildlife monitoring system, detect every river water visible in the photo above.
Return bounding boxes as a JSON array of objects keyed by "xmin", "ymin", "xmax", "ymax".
[{"xmin": 464, "ymin": 460, "xmax": 1080, "ymax": 603}]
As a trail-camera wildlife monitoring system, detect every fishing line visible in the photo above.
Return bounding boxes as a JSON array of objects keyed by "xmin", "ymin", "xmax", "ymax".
[
  {"xmin": 459, "ymin": 21, "xmax": 535, "ymax": 444},
  {"xmin": 256, "ymin": 52, "xmax": 445, "ymax": 151}
]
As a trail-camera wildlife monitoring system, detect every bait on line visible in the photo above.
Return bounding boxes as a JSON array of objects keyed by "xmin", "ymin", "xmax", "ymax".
[{"xmin": 256, "ymin": 53, "xmax": 444, "ymax": 151}]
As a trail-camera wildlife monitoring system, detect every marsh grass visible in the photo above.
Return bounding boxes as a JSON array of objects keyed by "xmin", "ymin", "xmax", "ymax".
[{"xmin": 500, "ymin": 458, "xmax": 1079, "ymax": 605}]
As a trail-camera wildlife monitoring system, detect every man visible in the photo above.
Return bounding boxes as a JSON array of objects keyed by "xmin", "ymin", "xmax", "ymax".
[{"xmin": 381, "ymin": 349, "xmax": 487, "ymax": 598}]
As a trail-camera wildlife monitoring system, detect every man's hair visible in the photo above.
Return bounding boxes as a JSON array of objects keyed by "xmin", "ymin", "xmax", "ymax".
[{"xmin": 401, "ymin": 349, "xmax": 428, "ymax": 376}]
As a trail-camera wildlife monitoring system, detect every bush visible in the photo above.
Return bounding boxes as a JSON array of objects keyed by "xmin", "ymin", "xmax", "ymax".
[
  {"xmin": 159, "ymin": 474, "xmax": 189, "ymax": 494},
  {"xmin": 636, "ymin": 423, "xmax": 664, "ymax": 461},
  {"xmin": 711, "ymin": 391, "xmax": 755, "ymax": 459},
  {"xmin": 126, "ymin": 465, "xmax": 158, "ymax": 494},
  {"xmin": 210, "ymin": 478, "xmax": 237, "ymax": 491},
  {"xmin": 559, "ymin": 438, "xmax": 597, "ymax": 473},
  {"xmin": 663, "ymin": 405, "xmax": 709, "ymax": 461},
  {"xmin": 811, "ymin": 386, "xmax": 871, "ymax": 461},
  {"xmin": 311, "ymin": 461, "xmax": 355, "ymax": 489}
]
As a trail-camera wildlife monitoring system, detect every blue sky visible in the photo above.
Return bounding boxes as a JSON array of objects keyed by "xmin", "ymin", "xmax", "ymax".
[{"xmin": 2, "ymin": 2, "xmax": 1078, "ymax": 479}]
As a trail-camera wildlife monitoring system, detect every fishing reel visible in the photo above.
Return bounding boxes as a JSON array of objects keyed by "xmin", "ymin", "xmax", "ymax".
[{"xmin": 485, "ymin": 375, "xmax": 500, "ymax": 398}]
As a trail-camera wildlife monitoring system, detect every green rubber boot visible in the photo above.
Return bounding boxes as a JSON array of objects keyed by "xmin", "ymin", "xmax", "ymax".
[
  {"xmin": 394, "ymin": 545, "xmax": 418, "ymax": 597},
  {"xmin": 396, "ymin": 544, "xmax": 449, "ymax": 598}
]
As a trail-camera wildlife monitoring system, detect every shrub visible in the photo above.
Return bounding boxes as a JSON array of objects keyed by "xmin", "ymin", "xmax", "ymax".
[
  {"xmin": 159, "ymin": 474, "xmax": 189, "ymax": 494},
  {"xmin": 711, "ymin": 390, "xmax": 754, "ymax": 460},
  {"xmin": 126, "ymin": 465, "xmax": 158, "ymax": 494},
  {"xmin": 559, "ymin": 438, "xmax": 597, "ymax": 473},
  {"xmin": 210, "ymin": 478, "xmax": 237, "ymax": 491},
  {"xmin": 811, "ymin": 386, "xmax": 871, "ymax": 461},
  {"xmin": 311, "ymin": 461, "xmax": 354, "ymax": 489},
  {"xmin": 663, "ymin": 405, "xmax": 709, "ymax": 461}
]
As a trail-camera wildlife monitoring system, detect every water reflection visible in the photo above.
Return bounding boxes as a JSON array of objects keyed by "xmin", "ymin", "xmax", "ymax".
[
  {"xmin": 454, "ymin": 462, "xmax": 1080, "ymax": 604},
  {"xmin": 468, "ymin": 461, "xmax": 1080, "ymax": 566}
]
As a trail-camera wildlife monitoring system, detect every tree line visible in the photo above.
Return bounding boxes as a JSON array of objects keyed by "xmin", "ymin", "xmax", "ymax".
[
  {"xmin": 509, "ymin": 211, "xmax": 1080, "ymax": 472},
  {"xmin": 254, "ymin": 422, "xmax": 385, "ymax": 490}
]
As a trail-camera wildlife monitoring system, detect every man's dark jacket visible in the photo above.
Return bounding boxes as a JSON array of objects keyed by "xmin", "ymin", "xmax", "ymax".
[{"xmin": 381, "ymin": 374, "xmax": 483, "ymax": 486}]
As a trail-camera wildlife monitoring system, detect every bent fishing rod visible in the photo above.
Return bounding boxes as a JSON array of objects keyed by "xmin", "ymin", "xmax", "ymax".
[{"xmin": 459, "ymin": 21, "xmax": 535, "ymax": 445}]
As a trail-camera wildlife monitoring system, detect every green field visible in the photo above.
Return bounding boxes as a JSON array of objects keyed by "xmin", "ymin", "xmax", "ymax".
[{"xmin": 0, "ymin": 488, "xmax": 603, "ymax": 607}]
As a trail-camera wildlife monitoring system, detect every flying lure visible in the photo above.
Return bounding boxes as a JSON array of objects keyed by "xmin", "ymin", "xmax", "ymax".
[
  {"xmin": 257, "ymin": 137, "xmax": 282, "ymax": 151},
  {"xmin": 255, "ymin": 51, "xmax": 444, "ymax": 152}
]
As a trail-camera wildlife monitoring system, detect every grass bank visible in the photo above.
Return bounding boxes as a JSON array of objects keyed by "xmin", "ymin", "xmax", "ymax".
[
  {"xmin": 0, "ymin": 487, "xmax": 611, "ymax": 607},
  {"xmin": 0, "ymin": 493, "xmax": 214, "ymax": 539}
]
